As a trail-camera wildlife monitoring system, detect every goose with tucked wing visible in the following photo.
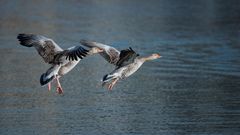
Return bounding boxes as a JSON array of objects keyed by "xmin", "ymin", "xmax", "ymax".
[{"xmin": 80, "ymin": 40, "xmax": 161, "ymax": 90}]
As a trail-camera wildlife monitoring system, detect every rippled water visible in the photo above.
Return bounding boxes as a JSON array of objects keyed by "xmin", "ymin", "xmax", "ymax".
[{"xmin": 1, "ymin": 0, "xmax": 240, "ymax": 135}]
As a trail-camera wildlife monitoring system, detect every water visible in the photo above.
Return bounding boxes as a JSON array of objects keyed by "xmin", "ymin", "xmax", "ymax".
[{"xmin": 1, "ymin": 0, "xmax": 240, "ymax": 134}]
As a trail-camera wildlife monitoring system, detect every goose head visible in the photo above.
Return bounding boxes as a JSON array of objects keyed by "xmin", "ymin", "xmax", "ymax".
[{"xmin": 145, "ymin": 53, "xmax": 161, "ymax": 61}]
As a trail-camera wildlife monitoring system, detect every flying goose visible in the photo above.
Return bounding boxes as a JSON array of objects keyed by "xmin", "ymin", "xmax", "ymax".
[
  {"xmin": 17, "ymin": 34, "xmax": 103, "ymax": 94},
  {"xmin": 80, "ymin": 40, "xmax": 161, "ymax": 90}
]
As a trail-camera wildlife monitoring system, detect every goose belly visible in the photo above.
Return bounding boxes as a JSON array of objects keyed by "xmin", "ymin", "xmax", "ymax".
[
  {"xmin": 122, "ymin": 61, "xmax": 143, "ymax": 78},
  {"xmin": 58, "ymin": 60, "xmax": 80, "ymax": 76}
]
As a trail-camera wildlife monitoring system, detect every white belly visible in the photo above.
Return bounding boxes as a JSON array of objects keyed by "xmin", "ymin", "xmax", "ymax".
[
  {"xmin": 58, "ymin": 60, "xmax": 80, "ymax": 76},
  {"xmin": 123, "ymin": 61, "xmax": 143, "ymax": 78}
]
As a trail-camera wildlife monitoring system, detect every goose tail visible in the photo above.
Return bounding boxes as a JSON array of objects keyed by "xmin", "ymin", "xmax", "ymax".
[
  {"xmin": 40, "ymin": 65, "xmax": 61, "ymax": 86},
  {"xmin": 40, "ymin": 73, "xmax": 55, "ymax": 86},
  {"xmin": 101, "ymin": 74, "xmax": 117, "ymax": 87}
]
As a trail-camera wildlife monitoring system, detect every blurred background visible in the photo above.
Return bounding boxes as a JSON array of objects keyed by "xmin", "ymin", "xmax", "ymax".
[{"xmin": 0, "ymin": 0, "xmax": 240, "ymax": 134}]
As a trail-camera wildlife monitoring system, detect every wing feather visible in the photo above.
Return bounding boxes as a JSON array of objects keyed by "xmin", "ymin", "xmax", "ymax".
[
  {"xmin": 64, "ymin": 46, "xmax": 89, "ymax": 61},
  {"xmin": 17, "ymin": 33, "xmax": 63, "ymax": 63},
  {"xmin": 116, "ymin": 47, "xmax": 139, "ymax": 68},
  {"xmin": 80, "ymin": 40, "xmax": 120, "ymax": 64}
]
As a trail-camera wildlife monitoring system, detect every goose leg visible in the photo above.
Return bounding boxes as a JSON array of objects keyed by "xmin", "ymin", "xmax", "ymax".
[
  {"xmin": 48, "ymin": 83, "xmax": 51, "ymax": 91},
  {"xmin": 108, "ymin": 78, "xmax": 119, "ymax": 90},
  {"xmin": 56, "ymin": 76, "xmax": 63, "ymax": 94}
]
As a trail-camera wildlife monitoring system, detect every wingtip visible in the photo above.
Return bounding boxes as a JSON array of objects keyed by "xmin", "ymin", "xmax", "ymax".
[
  {"xmin": 17, "ymin": 33, "xmax": 25, "ymax": 39},
  {"xmin": 17, "ymin": 33, "xmax": 35, "ymax": 46},
  {"xmin": 17, "ymin": 33, "xmax": 32, "ymax": 38}
]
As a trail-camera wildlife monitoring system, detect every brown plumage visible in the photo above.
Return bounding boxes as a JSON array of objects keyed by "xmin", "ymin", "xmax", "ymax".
[{"xmin": 116, "ymin": 47, "xmax": 139, "ymax": 68}]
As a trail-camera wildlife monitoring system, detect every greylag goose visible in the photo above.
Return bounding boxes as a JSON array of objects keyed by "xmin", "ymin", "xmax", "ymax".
[
  {"xmin": 80, "ymin": 40, "xmax": 161, "ymax": 90},
  {"xmin": 17, "ymin": 34, "xmax": 103, "ymax": 94}
]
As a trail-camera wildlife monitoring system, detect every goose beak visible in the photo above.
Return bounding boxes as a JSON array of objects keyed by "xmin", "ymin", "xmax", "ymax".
[
  {"xmin": 98, "ymin": 48, "xmax": 104, "ymax": 53},
  {"xmin": 153, "ymin": 53, "xmax": 161, "ymax": 58}
]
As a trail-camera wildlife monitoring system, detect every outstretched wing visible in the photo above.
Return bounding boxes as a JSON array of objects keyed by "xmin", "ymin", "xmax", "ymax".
[
  {"xmin": 64, "ymin": 46, "xmax": 89, "ymax": 61},
  {"xmin": 80, "ymin": 40, "xmax": 120, "ymax": 64},
  {"xmin": 17, "ymin": 33, "xmax": 63, "ymax": 63},
  {"xmin": 116, "ymin": 47, "xmax": 139, "ymax": 68}
]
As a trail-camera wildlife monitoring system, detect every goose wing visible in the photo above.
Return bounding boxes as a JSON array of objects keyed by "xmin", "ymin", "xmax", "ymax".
[
  {"xmin": 63, "ymin": 46, "xmax": 89, "ymax": 61},
  {"xmin": 80, "ymin": 40, "xmax": 120, "ymax": 64},
  {"xmin": 116, "ymin": 47, "xmax": 139, "ymax": 68},
  {"xmin": 17, "ymin": 33, "xmax": 63, "ymax": 63}
]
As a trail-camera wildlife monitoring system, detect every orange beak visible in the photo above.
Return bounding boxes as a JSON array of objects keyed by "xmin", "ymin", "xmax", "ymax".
[
  {"xmin": 97, "ymin": 48, "xmax": 104, "ymax": 53},
  {"xmin": 155, "ymin": 53, "xmax": 161, "ymax": 58}
]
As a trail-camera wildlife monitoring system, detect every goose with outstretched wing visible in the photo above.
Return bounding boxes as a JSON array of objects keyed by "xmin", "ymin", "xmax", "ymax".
[
  {"xmin": 17, "ymin": 34, "xmax": 102, "ymax": 94},
  {"xmin": 80, "ymin": 40, "xmax": 161, "ymax": 90}
]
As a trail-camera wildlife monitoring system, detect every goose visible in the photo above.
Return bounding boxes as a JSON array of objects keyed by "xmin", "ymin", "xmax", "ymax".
[
  {"xmin": 17, "ymin": 34, "xmax": 103, "ymax": 94},
  {"xmin": 80, "ymin": 40, "xmax": 161, "ymax": 90}
]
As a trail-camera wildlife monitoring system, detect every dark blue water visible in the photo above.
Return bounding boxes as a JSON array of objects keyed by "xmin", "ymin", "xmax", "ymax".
[{"xmin": 1, "ymin": 0, "xmax": 240, "ymax": 135}]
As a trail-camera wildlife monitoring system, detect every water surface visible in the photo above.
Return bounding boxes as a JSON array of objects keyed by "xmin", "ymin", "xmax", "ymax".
[{"xmin": 0, "ymin": 0, "xmax": 240, "ymax": 135}]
